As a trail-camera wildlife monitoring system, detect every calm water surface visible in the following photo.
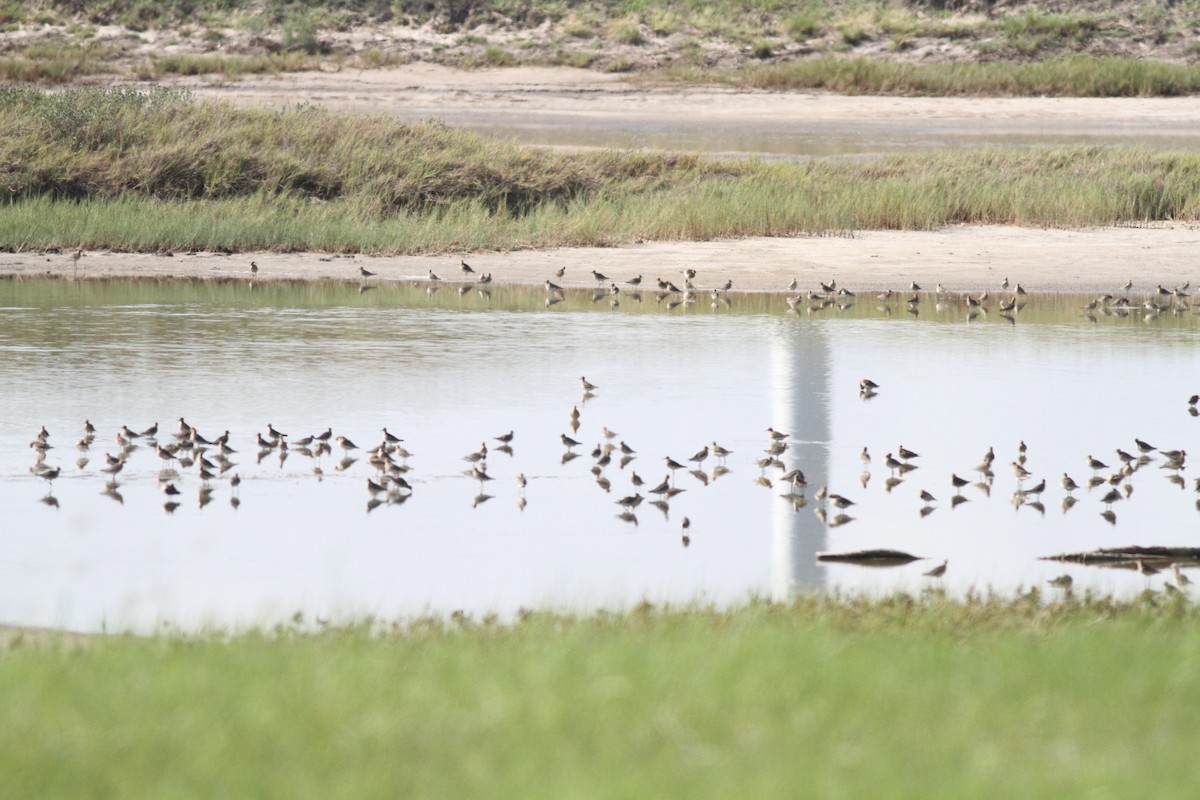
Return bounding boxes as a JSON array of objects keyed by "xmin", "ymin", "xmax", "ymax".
[{"xmin": 2, "ymin": 278, "xmax": 1199, "ymax": 632}]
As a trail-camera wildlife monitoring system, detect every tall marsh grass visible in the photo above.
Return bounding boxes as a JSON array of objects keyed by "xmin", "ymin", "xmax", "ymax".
[
  {"xmin": 3, "ymin": 87, "xmax": 1200, "ymax": 252},
  {"xmin": 667, "ymin": 55, "xmax": 1200, "ymax": 97}
]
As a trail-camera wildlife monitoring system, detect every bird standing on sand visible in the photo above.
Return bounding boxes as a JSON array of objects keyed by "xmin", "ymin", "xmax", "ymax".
[
  {"xmin": 250, "ymin": 261, "xmax": 258, "ymax": 274},
  {"xmin": 359, "ymin": 266, "xmax": 376, "ymax": 278},
  {"xmin": 460, "ymin": 259, "xmax": 475, "ymax": 276},
  {"xmin": 592, "ymin": 270, "xmax": 609, "ymax": 283}
]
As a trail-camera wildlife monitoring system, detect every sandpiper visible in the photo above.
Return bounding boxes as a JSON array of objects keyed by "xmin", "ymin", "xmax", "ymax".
[
  {"xmin": 336, "ymin": 436, "xmax": 359, "ymax": 451},
  {"xmin": 1011, "ymin": 462, "xmax": 1032, "ymax": 480},
  {"xmin": 460, "ymin": 259, "xmax": 475, "ymax": 276},
  {"xmin": 428, "ymin": 269, "xmax": 441, "ymax": 281},
  {"xmin": 494, "ymin": 431, "xmax": 514, "ymax": 444},
  {"xmin": 250, "ymin": 261, "xmax": 258, "ymax": 274},
  {"xmin": 1048, "ymin": 575, "xmax": 1073, "ymax": 589},
  {"xmin": 766, "ymin": 427, "xmax": 789, "ymax": 441},
  {"xmin": 860, "ymin": 378, "xmax": 879, "ymax": 391},
  {"xmin": 919, "ymin": 490, "xmax": 936, "ymax": 503},
  {"xmin": 561, "ymin": 434, "xmax": 581, "ymax": 449},
  {"xmin": 1086, "ymin": 455, "xmax": 1109, "ymax": 471},
  {"xmin": 592, "ymin": 270, "xmax": 609, "ymax": 283},
  {"xmin": 950, "ymin": 473, "xmax": 969, "ymax": 489},
  {"xmin": 648, "ymin": 476, "xmax": 671, "ymax": 496},
  {"xmin": 1134, "ymin": 438, "xmax": 1156, "ymax": 453},
  {"xmin": 155, "ymin": 444, "xmax": 177, "ymax": 464},
  {"xmin": 580, "ymin": 376, "xmax": 598, "ymax": 392},
  {"xmin": 360, "ymin": 266, "xmax": 376, "ymax": 278},
  {"xmin": 897, "ymin": 445, "xmax": 919, "ymax": 461},
  {"xmin": 1061, "ymin": 473, "xmax": 1079, "ymax": 494},
  {"xmin": 688, "ymin": 446, "xmax": 709, "ymax": 465},
  {"xmin": 664, "ymin": 456, "xmax": 686, "ymax": 474},
  {"xmin": 923, "ymin": 560, "xmax": 947, "ymax": 578}
]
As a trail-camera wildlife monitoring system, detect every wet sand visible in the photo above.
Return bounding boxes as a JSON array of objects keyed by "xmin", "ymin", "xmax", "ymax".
[{"xmin": 7, "ymin": 223, "xmax": 1198, "ymax": 293}]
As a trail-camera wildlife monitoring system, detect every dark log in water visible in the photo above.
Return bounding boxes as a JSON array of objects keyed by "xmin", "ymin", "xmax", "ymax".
[
  {"xmin": 1042, "ymin": 546, "xmax": 1200, "ymax": 567},
  {"xmin": 817, "ymin": 549, "xmax": 924, "ymax": 567}
]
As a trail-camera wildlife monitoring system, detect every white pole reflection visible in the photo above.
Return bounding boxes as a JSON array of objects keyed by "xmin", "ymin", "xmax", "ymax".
[{"xmin": 770, "ymin": 325, "xmax": 830, "ymax": 601}]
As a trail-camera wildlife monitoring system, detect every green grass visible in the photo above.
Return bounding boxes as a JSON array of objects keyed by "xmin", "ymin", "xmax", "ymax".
[
  {"xmin": 662, "ymin": 54, "xmax": 1200, "ymax": 97},
  {"xmin": 3, "ymin": 87, "xmax": 1200, "ymax": 254},
  {"xmin": 5, "ymin": 594, "xmax": 1200, "ymax": 797}
]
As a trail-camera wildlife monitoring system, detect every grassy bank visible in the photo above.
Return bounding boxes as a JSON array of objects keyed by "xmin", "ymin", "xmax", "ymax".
[
  {"xmin": 3, "ymin": 87, "xmax": 1200, "ymax": 253},
  {"xmin": 5, "ymin": 1, "xmax": 1200, "ymax": 94},
  {"xmin": 4, "ymin": 594, "xmax": 1200, "ymax": 797},
  {"xmin": 664, "ymin": 54, "xmax": 1200, "ymax": 97}
]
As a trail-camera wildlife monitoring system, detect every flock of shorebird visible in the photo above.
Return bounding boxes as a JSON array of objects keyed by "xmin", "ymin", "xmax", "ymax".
[
  {"xmin": 244, "ymin": 255, "xmax": 1198, "ymax": 324},
  {"xmin": 24, "ymin": 265, "xmax": 1200, "ymax": 587}
]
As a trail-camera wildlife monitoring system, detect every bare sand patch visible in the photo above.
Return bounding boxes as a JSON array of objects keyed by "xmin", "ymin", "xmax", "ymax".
[{"xmin": 8, "ymin": 224, "xmax": 1197, "ymax": 293}]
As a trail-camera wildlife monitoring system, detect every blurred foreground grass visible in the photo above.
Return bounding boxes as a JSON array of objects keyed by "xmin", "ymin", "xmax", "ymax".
[{"xmin": 3, "ymin": 593, "xmax": 1200, "ymax": 798}]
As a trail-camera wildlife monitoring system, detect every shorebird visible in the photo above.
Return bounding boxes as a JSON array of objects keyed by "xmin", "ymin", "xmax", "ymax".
[
  {"xmin": 1061, "ymin": 473, "xmax": 1079, "ymax": 494},
  {"xmin": 1174, "ymin": 564, "xmax": 1192, "ymax": 586},
  {"xmin": 101, "ymin": 460, "xmax": 124, "ymax": 481},
  {"xmin": 359, "ymin": 266, "xmax": 376, "ymax": 278},
  {"xmin": 923, "ymin": 560, "xmax": 947, "ymax": 578},
  {"xmin": 460, "ymin": 259, "xmax": 475, "ymax": 276},
  {"xmin": 545, "ymin": 280, "xmax": 563, "ymax": 292},
  {"xmin": 1086, "ymin": 455, "xmax": 1109, "ymax": 471},
  {"xmin": 860, "ymin": 378, "xmax": 879, "ymax": 391},
  {"xmin": 919, "ymin": 490, "xmax": 936, "ymax": 503},
  {"xmin": 688, "ymin": 446, "xmax": 709, "ymax": 465},
  {"xmin": 1136, "ymin": 560, "xmax": 1160, "ymax": 576},
  {"xmin": 463, "ymin": 443, "xmax": 488, "ymax": 463},
  {"xmin": 664, "ymin": 456, "xmax": 686, "ymax": 474},
  {"xmin": 722, "ymin": 279, "xmax": 733, "ymax": 291},
  {"xmin": 494, "ymin": 431, "xmax": 514, "ymax": 444},
  {"xmin": 1048, "ymin": 575, "xmax": 1073, "ymax": 589},
  {"xmin": 616, "ymin": 493, "xmax": 643, "ymax": 509},
  {"xmin": 787, "ymin": 278, "xmax": 798, "ymax": 291},
  {"xmin": 561, "ymin": 434, "xmax": 581, "ymax": 449},
  {"xmin": 428, "ymin": 270, "xmax": 441, "ymax": 282},
  {"xmin": 950, "ymin": 473, "xmax": 970, "ymax": 489},
  {"xmin": 648, "ymin": 476, "xmax": 671, "ymax": 496},
  {"xmin": 627, "ymin": 275, "xmax": 643, "ymax": 287},
  {"xmin": 162, "ymin": 483, "xmax": 181, "ymax": 496},
  {"xmin": 828, "ymin": 493, "xmax": 855, "ymax": 509},
  {"xmin": 1011, "ymin": 462, "xmax": 1032, "ymax": 480},
  {"xmin": 592, "ymin": 270, "xmax": 609, "ymax": 283},
  {"xmin": 250, "ymin": 261, "xmax": 259, "ymax": 274},
  {"xmin": 155, "ymin": 444, "xmax": 177, "ymax": 465},
  {"xmin": 882, "ymin": 453, "xmax": 903, "ymax": 472},
  {"xmin": 555, "ymin": 265, "xmax": 566, "ymax": 278},
  {"xmin": 711, "ymin": 442, "xmax": 731, "ymax": 459},
  {"xmin": 766, "ymin": 427, "xmax": 789, "ymax": 441},
  {"xmin": 897, "ymin": 445, "xmax": 919, "ymax": 461},
  {"xmin": 1134, "ymin": 438, "xmax": 1156, "ymax": 453},
  {"xmin": 580, "ymin": 376, "xmax": 597, "ymax": 392},
  {"xmin": 336, "ymin": 436, "xmax": 358, "ymax": 451}
]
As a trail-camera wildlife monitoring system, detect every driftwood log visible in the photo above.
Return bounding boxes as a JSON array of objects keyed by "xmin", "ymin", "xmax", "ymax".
[
  {"xmin": 1042, "ymin": 546, "xmax": 1200, "ymax": 569},
  {"xmin": 817, "ymin": 549, "xmax": 925, "ymax": 567}
]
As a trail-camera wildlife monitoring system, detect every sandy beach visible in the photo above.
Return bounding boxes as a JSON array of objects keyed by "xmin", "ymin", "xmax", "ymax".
[{"xmin": 7, "ymin": 223, "xmax": 1198, "ymax": 293}]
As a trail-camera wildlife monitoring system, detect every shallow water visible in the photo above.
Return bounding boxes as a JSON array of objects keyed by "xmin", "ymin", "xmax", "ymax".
[{"xmin": 2, "ymin": 278, "xmax": 1199, "ymax": 632}]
